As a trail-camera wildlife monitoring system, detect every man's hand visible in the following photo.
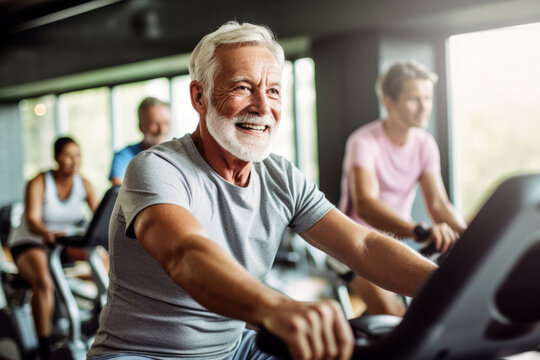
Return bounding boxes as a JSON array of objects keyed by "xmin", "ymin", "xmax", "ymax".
[
  {"xmin": 428, "ymin": 223, "xmax": 458, "ymax": 254},
  {"xmin": 261, "ymin": 299, "xmax": 354, "ymax": 360}
]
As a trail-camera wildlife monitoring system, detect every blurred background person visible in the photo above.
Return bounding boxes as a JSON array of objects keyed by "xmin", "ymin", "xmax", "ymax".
[
  {"xmin": 337, "ymin": 59, "xmax": 467, "ymax": 316},
  {"xmin": 7, "ymin": 136, "xmax": 99, "ymax": 360},
  {"xmin": 109, "ymin": 97, "xmax": 171, "ymax": 185}
]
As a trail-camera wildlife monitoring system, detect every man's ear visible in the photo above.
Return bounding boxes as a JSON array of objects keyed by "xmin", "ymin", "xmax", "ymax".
[
  {"xmin": 190, "ymin": 81, "xmax": 206, "ymax": 113},
  {"xmin": 138, "ymin": 115, "xmax": 145, "ymax": 133},
  {"xmin": 382, "ymin": 95, "xmax": 394, "ymax": 113}
]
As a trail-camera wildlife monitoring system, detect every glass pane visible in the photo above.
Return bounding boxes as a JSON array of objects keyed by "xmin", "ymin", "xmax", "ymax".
[
  {"xmin": 58, "ymin": 87, "xmax": 111, "ymax": 198},
  {"xmin": 171, "ymin": 75, "xmax": 199, "ymax": 137},
  {"xmin": 19, "ymin": 95, "xmax": 57, "ymax": 180},
  {"xmin": 449, "ymin": 22, "xmax": 540, "ymax": 220},
  {"xmin": 112, "ymin": 78, "xmax": 171, "ymax": 150},
  {"xmin": 294, "ymin": 58, "xmax": 319, "ymax": 184},
  {"xmin": 269, "ymin": 61, "xmax": 295, "ymax": 163}
]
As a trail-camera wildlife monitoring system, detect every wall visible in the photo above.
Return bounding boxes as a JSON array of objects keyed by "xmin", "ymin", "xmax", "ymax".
[
  {"xmin": 0, "ymin": 104, "xmax": 25, "ymax": 205},
  {"xmin": 313, "ymin": 29, "xmax": 381, "ymax": 205}
]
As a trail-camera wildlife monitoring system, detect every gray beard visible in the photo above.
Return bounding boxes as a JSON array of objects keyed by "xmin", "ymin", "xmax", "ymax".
[{"xmin": 205, "ymin": 105, "xmax": 277, "ymax": 162}]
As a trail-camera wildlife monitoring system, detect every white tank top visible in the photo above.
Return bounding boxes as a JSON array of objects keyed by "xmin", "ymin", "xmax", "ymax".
[{"xmin": 8, "ymin": 170, "xmax": 88, "ymax": 247}]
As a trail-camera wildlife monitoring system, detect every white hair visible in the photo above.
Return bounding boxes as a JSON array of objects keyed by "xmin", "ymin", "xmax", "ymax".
[{"xmin": 188, "ymin": 21, "xmax": 285, "ymax": 102}]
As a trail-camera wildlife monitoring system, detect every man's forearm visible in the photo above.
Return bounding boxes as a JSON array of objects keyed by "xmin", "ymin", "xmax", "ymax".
[
  {"xmin": 355, "ymin": 198, "xmax": 416, "ymax": 238},
  {"xmin": 431, "ymin": 203, "xmax": 467, "ymax": 234},
  {"xmin": 135, "ymin": 204, "xmax": 291, "ymax": 326},
  {"xmin": 166, "ymin": 236, "xmax": 291, "ymax": 325},
  {"xmin": 302, "ymin": 209, "xmax": 436, "ymax": 297},
  {"xmin": 348, "ymin": 231, "xmax": 437, "ymax": 297}
]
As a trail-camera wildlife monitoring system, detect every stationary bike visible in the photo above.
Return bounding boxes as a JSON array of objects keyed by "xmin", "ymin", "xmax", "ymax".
[
  {"xmin": 0, "ymin": 203, "xmax": 39, "ymax": 360},
  {"xmin": 257, "ymin": 174, "xmax": 540, "ymax": 359},
  {"xmin": 0, "ymin": 185, "xmax": 118, "ymax": 360},
  {"xmin": 49, "ymin": 185, "xmax": 119, "ymax": 360}
]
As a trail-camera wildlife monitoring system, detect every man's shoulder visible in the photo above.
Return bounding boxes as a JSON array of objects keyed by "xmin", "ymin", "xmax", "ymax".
[
  {"xmin": 131, "ymin": 136, "xmax": 196, "ymax": 171},
  {"xmin": 351, "ymin": 120, "xmax": 381, "ymax": 137},
  {"xmin": 257, "ymin": 153, "xmax": 302, "ymax": 183},
  {"xmin": 347, "ymin": 120, "xmax": 382, "ymax": 147},
  {"xmin": 262, "ymin": 153, "xmax": 295, "ymax": 171},
  {"xmin": 410, "ymin": 127, "xmax": 438, "ymax": 147}
]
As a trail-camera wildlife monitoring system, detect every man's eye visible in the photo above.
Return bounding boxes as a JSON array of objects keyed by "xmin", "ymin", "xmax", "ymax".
[
  {"xmin": 236, "ymin": 86, "xmax": 250, "ymax": 92},
  {"xmin": 268, "ymin": 88, "xmax": 280, "ymax": 96}
]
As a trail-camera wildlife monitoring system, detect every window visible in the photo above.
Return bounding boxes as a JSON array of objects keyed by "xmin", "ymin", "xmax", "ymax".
[
  {"xmin": 19, "ymin": 95, "xmax": 57, "ymax": 179},
  {"xmin": 112, "ymin": 78, "xmax": 170, "ymax": 150},
  {"xmin": 58, "ymin": 87, "xmax": 112, "ymax": 197},
  {"xmin": 269, "ymin": 61, "xmax": 295, "ymax": 162},
  {"xmin": 449, "ymin": 22, "xmax": 540, "ymax": 220},
  {"xmin": 171, "ymin": 75, "xmax": 199, "ymax": 137},
  {"xmin": 17, "ymin": 57, "xmax": 320, "ymax": 201},
  {"xmin": 294, "ymin": 58, "xmax": 318, "ymax": 183}
]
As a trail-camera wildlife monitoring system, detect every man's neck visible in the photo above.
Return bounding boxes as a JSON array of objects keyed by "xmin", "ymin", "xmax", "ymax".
[
  {"xmin": 382, "ymin": 117, "xmax": 410, "ymax": 146},
  {"xmin": 191, "ymin": 130, "xmax": 252, "ymax": 187},
  {"xmin": 140, "ymin": 140, "xmax": 153, "ymax": 151}
]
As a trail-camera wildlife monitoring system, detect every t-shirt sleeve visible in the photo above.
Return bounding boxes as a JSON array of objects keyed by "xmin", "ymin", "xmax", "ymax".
[
  {"xmin": 348, "ymin": 135, "xmax": 375, "ymax": 172},
  {"xmin": 121, "ymin": 151, "xmax": 191, "ymax": 238},
  {"xmin": 287, "ymin": 163, "xmax": 334, "ymax": 234},
  {"xmin": 421, "ymin": 134, "xmax": 441, "ymax": 174}
]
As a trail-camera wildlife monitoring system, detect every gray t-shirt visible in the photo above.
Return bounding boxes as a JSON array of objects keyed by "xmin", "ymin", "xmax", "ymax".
[{"xmin": 88, "ymin": 134, "xmax": 333, "ymax": 360}]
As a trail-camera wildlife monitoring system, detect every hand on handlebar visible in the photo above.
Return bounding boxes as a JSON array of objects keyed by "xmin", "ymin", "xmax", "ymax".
[
  {"xmin": 428, "ymin": 223, "xmax": 458, "ymax": 254},
  {"xmin": 43, "ymin": 231, "xmax": 66, "ymax": 246},
  {"xmin": 261, "ymin": 299, "xmax": 354, "ymax": 360}
]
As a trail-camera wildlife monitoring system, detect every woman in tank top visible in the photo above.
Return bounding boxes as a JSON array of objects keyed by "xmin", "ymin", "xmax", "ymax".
[{"xmin": 8, "ymin": 136, "xmax": 98, "ymax": 360}]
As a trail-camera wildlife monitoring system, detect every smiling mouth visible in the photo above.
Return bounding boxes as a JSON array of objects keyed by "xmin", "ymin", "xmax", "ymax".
[{"xmin": 236, "ymin": 123, "xmax": 269, "ymax": 133}]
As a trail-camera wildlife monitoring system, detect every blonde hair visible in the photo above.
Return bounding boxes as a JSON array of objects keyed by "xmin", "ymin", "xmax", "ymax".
[{"xmin": 376, "ymin": 59, "xmax": 438, "ymax": 101}]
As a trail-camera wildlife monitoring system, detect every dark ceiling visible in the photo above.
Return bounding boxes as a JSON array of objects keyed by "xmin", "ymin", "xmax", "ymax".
[
  {"xmin": 0, "ymin": 0, "xmax": 104, "ymax": 36},
  {"xmin": 1, "ymin": 0, "xmax": 540, "ymax": 94}
]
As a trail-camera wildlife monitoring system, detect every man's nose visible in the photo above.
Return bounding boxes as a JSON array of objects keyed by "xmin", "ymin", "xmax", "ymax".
[
  {"xmin": 156, "ymin": 123, "xmax": 166, "ymax": 134},
  {"xmin": 420, "ymin": 99, "xmax": 431, "ymax": 111},
  {"xmin": 250, "ymin": 89, "xmax": 271, "ymax": 115}
]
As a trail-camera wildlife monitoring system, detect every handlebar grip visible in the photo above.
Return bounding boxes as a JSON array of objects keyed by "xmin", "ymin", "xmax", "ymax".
[
  {"xmin": 419, "ymin": 241, "xmax": 438, "ymax": 257},
  {"xmin": 256, "ymin": 327, "xmax": 291, "ymax": 359},
  {"xmin": 256, "ymin": 315, "xmax": 402, "ymax": 359},
  {"xmin": 419, "ymin": 242, "xmax": 450, "ymax": 265}
]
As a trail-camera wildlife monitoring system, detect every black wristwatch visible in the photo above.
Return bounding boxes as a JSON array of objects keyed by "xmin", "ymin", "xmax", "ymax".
[{"xmin": 413, "ymin": 223, "xmax": 431, "ymax": 242}]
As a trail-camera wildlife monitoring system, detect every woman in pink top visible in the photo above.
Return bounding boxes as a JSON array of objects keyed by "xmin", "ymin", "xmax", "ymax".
[{"xmin": 338, "ymin": 60, "xmax": 467, "ymax": 316}]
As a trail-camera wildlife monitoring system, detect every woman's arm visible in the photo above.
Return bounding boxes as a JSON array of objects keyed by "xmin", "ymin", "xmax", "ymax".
[{"xmin": 25, "ymin": 173, "xmax": 56, "ymax": 244}]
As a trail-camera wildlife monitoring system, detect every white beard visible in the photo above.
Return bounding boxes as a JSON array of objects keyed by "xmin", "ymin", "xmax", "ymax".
[
  {"xmin": 143, "ymin": 133, "xmax": 162, "ymax": 147},
  {"xmin": 205, "ymin": 104, "xmax": 278, "ymax": 162}
]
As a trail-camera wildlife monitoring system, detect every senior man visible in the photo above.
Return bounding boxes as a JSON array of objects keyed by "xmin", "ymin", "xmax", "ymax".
[{"xmin": 88, "ymin": 21, "xmax": 436, "ymax": 360}]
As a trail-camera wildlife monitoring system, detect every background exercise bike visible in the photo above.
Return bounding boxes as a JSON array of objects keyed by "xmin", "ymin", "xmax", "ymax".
[{"xmin": 0, "ymin": 186, "xmax": 119, "ymax": 360}]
